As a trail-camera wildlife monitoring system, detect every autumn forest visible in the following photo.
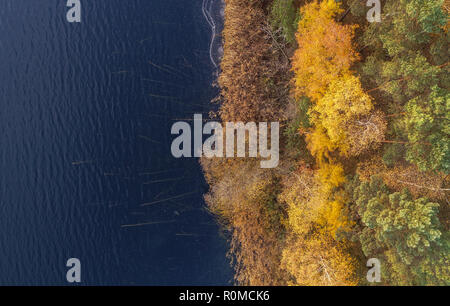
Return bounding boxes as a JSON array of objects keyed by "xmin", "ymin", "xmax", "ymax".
[{"xmin": 202, "ymin": 0, "xmax": 449, "ymax": 285}]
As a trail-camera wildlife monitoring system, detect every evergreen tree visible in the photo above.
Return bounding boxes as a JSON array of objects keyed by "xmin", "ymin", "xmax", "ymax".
[
  {"xmin": 349, "ymin": 176, "xmax": 450, "ymax": 285},
  {"xmin": 360, "ymin": 0, "xmax": 449, "ymax": 172}
]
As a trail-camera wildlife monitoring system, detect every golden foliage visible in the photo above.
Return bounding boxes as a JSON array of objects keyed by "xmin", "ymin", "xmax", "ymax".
[
  {"xmin": 279, "ymin": 164, "xmax": 318, "ymax": 236},
  {"xmin": 313, "ymin": 162, "xmax": 353, "ymax": 238},
  {"xmin": 292, "ymin": 0, "xmax": 358, "ymax": 101},
  {"xmin": 279, "ymin": 164, "xmax": 357, "ymax": 285},
  {"xmin": 281, "ymin": 234, "xmax": 358, "ymax": 286},
  {"xmin": 293, "ymin": 1, "xmax": 385, "ymax": 159},
  {"xmin": 305, "ymin": 124, "xmax": 337, "ymax": 164},
  {"xmin": 312, "ymin": 75, "xmax": 375, "ymax": 156},
  {"xmin": 283, "ymin": 1, "xmax": 373, "ymax": 283}
]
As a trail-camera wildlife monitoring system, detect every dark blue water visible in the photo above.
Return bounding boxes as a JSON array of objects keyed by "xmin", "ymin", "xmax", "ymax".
[{"xmin": 0, "ymin": 0, "xmax": 231, "ymax": 285}]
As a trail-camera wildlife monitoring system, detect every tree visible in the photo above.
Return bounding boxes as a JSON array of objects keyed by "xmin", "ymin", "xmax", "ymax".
[
  {"xmin": 279, "ymin": 165, "xmax": 357, "ymax": 285},
  {"xmin": 362, "ymin": 0, "xmax": 447, "ymax": 57},
  {"xmin": 293, "ymin": 0, "xmax": 386, "ymax": 160},
  {"xmin": 346, "ymin": 111, "xmax": 387, "ymax": 156},
  {"xmin": 305, "ymin": 124, "xmax": 337, "ymax": 164},
  {"xmin": 292, "ymin": 0, "xmax": 358, "ymax": 101},
  {"xmin": 349, "ymin": 176, "xmax": 450, "ymax": 285},
  {"xmin": 404, "ymin": 85, "xmax": 450, "ymax": 172},
  {"xmin": 360, "ymin": 0, "xmax": 449, "ymax": 172},
  {"xmin": 312, "ymin": 75, "xmax": 385, "ymax": 156},
  {"xmin": 270, "ymin": 0, "xmax": 301, "ymax": 44},
  {"xmin": 281, "ymin": 233, "xmax": 357, "ymax": 286},
  {"xmin": 291, "ymin": 2, "xmax": 382, "ymax": 265},
  {"xmin": 356, "ymin": 156, "xmax": 449, "ymax": 202}
]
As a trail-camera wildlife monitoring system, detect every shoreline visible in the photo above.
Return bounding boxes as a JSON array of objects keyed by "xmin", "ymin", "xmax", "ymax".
[{"xmin": 201, "ymin": 0, "xmax": 449, "ymax": 286}]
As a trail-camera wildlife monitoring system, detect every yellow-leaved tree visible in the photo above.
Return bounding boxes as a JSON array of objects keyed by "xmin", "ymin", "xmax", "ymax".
[
  {"xmin": 279, "ymin": 165, "xmax": 357, "ymax": 285},
  {"xmin": 311, "ymin": 75, "xmax": 375, "ymax": 156},
  {"xmin": 282, "ymin": 0, "xmax": 386, "ymax": 285},
  {"xmin": 292, "ymin": 0, "xmax": 358, "ymax": 101},
  {"xmin": 291, "ymin": 0, "xmax": 361, "ymax": 240}
]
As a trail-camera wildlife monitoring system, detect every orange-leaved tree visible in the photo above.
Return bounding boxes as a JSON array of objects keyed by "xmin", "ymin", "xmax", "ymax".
[{"xmin": 292, "ymin": 0, "xmax": 358, "ymax": 101}]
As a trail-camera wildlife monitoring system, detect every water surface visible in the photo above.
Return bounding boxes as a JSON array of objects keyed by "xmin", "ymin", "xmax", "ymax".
[{"xmin": 0, "ymin": 0, "xmax": 231, "ymax": 285}]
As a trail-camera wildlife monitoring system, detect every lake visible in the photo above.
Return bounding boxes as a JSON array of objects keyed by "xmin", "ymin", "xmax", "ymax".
[{"xmin": 0, "ymin": 0, "xmax": 231, "ymax": 285}]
